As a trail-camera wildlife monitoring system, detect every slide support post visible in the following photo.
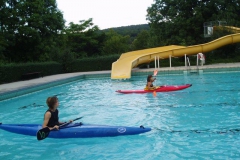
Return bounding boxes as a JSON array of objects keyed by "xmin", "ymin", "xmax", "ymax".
[
  {"xmin": 197, "ymin": 53, "xmax": 199, "ymax": 66},
  {"xmin": 185, "ymin": 54, "xmax": 187, "ymax": 67},
  {"xmin": 169, "ymin": 55, "xmax": 172, "ymax": 68},
  {"xmin": 155, "ymin": 56, "xmax": 156, "ymax": 70}
]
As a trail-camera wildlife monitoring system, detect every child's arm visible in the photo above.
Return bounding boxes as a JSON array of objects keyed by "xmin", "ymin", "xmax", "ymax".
[
  {"xmin": 151, "ymin": 77, "xmax": 156, "ymax": 82},
  {"xmin": 59, "ymin": 120, "xmax": 73, "ymax": 125}
]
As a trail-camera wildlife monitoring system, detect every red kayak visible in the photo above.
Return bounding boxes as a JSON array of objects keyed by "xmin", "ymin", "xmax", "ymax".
[{"xmin": 116, "ymin": 84, "xmax": 192, "ymax": 94}]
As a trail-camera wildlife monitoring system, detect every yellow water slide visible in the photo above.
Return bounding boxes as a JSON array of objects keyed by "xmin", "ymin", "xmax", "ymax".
[{"xmin": 111, "ymin": 26, "xmax": 240, "ymax": 79}]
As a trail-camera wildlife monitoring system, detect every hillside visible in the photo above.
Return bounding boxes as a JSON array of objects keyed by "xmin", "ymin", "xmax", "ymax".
[{"xmin": 101, "ymin": 24, "xmax": 150, "ymax": 37}]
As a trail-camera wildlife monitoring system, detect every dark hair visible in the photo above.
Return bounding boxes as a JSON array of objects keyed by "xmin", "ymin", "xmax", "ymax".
[
  {"xmin": 147, "ymin": 75, "xmax": 152, "ymax": 82},
  {"xmin": 47, "ymin": 96, "xmax": 58, "ymax": 109}
]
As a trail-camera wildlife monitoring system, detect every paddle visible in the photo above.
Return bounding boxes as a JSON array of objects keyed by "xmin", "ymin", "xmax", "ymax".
[
  {"xmin": 153, "ymin": 90, "xmax": 157, "ymax": 97},
  {"xmin": 153, "ymin": 86, "xmax": 160, "ymax": 97},
  {"xmin": 153, "ymin": 69, "xmax": 158, "ymax": 76},
  {"xmin": 37, "ymin": 117, "xmax": 83, "ymax": 141},
  {"xmin": 153, "ymin": 69, "xmax": 158, "ymax": 97},
  {"xmin": 153, "ymin": 70, "xmax": 158, "ymax": 97}
]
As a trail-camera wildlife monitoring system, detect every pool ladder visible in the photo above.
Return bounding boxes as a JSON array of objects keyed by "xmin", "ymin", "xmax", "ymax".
[{"xmin": 186, "ymin": 57, "xmax": 199, "ymax": 74}]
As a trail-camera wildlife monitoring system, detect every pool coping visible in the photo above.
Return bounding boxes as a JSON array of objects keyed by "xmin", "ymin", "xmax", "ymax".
[
  {"xmin": 132, "ymin": 63, "xmax": 240, "ymax": 76},
  {"xmin": 1, "ymin": 62, "xmax": 240, "ymax": 101}
]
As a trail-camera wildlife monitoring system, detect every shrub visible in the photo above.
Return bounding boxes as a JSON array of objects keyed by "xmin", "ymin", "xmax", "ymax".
[
  {"xmin": 70, "ymin": 54, "xmax": 120, "ymax": 72},
  {"xmin": 0, "ymin": 62, "xmax": 62, "ymax": 84}
]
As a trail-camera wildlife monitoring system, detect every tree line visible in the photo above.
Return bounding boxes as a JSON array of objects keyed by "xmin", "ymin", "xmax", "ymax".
[
  {"xmin": 146, "ymin": 0, "xmax": 240, "ymax": 60},
  {"xmin": 0, "ymin": 0, "xmax": 240, "ymax": 64}
]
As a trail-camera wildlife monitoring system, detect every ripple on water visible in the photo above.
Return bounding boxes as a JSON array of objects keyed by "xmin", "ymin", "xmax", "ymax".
[{"xmin": 0, "ymin": 73, "xmax": 240, "ymax": 159}]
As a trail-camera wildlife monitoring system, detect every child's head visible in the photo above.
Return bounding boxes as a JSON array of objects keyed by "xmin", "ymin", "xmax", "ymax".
[
  {"xmin": 46, "ymin": 97, "xmax": 51, "ymax": 106},
  {"xmin": 46, "ymin": 96, "xmax": 59, "ymax": 109},
  {"xmin": 147, "ymin": 75, "xmax": 153, "ymax": 82}
]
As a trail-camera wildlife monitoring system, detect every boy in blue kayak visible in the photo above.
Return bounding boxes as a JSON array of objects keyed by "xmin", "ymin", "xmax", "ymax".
[{"xmin": 42, "ymin": 96, "xmax": 72, "ymax": 130}]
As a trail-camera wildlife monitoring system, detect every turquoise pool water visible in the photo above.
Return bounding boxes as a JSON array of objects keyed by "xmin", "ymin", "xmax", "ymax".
[{"xmin": 0, "ymin": 72, "xmax": 240, "ymax": 159}]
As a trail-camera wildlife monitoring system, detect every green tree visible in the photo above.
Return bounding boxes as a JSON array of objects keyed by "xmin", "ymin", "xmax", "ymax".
[
  {"xmin": 211, "ymin": 0, "xmax": 240, "ymax": 27},
  {"xmin": 131, "ymin": 30, "xmax": 150, "ymax": 50},
  {"xmin": 146, "ymin": 0, "xmax": 240, "ymax": 63},
  {"xmin": 102, "ymin": 29, "xmax": 130, "ymax": 55},
  {"xmin": 0, "ymin": 0, "xmax": 65, "ymax": 62},
  {"xmin": 146, "ymin": 0, "xmax": 240, "ymax": 46},
  {"xmin": 64, "ymin": 18, "xmax": 106, "ymax": 58},
  {"xmin": 0, "ymin": 0, "xmax": 18, "ymax": 62}
]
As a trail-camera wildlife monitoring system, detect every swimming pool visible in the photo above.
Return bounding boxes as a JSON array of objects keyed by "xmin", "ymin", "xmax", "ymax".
[{"xmin": 0, "ymin": 72, "xmax": 240, "ymax": 159}]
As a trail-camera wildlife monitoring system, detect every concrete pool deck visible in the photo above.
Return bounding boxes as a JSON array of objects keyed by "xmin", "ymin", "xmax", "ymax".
[{"xmin": 0, "ymin": 62, "xmax": 240, "ymax": 96}]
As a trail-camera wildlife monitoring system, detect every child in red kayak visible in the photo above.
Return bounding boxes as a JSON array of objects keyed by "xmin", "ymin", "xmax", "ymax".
[
  {"xmin": 42, "ymin": 96, "xmax": 72, "ymax": 130},
  {"xmin": 145, "ymin": 75, "xmax": 156, "ymax": 90}
]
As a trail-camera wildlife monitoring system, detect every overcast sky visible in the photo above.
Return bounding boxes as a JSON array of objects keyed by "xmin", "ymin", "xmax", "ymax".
[{"xmin": 56, "ymin": 0, "xmax": 154, "ymax": 29}]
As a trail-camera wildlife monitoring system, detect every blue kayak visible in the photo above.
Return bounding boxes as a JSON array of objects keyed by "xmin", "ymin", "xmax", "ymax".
[{"xmin": 0, "ymin": 123, "xmax": 151, "ymax": 138}]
